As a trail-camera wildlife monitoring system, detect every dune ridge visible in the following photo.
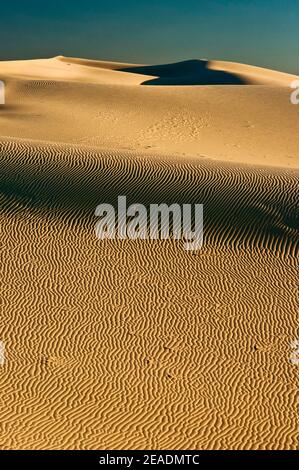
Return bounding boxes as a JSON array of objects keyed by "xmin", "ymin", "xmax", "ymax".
[{"xmin": 0, "ymin": 56, "xmax": 298, "ymax": 449}]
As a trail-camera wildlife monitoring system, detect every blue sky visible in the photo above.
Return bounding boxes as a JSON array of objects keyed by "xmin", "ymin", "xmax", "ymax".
[{"xmin": 0, "ymin": 0, "xmax": 298, "ymax": 73}]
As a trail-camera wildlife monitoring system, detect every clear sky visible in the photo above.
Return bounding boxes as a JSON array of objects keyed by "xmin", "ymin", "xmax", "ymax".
[{"xmin": 0, "ymin": 0, "xmax": 298, "ymax": 74}]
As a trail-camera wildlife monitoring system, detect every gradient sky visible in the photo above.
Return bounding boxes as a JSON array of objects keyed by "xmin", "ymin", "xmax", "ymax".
[{"xmin": 0, "ymin": 0, "xmax": 298, "ymax": 74}]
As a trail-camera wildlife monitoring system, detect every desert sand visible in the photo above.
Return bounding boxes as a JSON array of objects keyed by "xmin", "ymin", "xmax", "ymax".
[{"xmin": 0, "ymin": 56, "xmax": 298, "ymax": 449}]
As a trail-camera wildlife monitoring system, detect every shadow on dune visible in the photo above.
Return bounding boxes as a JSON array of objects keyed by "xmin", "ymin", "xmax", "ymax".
[
  {"xmin": 120, "ymin": 59, "xmax": 246, "ymax": 85},
  {"xmin": 0, "ymin": 139, "xmax": 297, "ymax": 254}
]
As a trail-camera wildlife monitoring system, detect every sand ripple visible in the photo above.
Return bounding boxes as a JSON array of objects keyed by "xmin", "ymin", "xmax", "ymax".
[{"xmin": 0, "ymin": 138, "xmax": 298, "ymax": 449}]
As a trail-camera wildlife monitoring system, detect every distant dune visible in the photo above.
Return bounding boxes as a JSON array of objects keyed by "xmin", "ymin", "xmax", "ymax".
[
  {"xmin": 1, "ymin": 56, "xmax": 298, "ymax": 168},
  {"xmin": 0, "ymin": 56, "xmax": 298, "ymax": 450}
]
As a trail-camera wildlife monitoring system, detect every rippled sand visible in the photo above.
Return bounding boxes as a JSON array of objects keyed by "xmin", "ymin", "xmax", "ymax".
[{"xmin": 0, "ymin": 57, "xmax": 298, "ymax": 449}]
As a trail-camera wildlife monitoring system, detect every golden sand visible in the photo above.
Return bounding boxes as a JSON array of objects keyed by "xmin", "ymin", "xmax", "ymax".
[{"xmin": 0, "ymin": 57, "xmax": 298, "ymax": 449}]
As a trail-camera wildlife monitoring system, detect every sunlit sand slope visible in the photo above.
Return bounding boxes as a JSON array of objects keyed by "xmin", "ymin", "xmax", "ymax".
[{"xmin": 1, "ymin": 57, "xmax": 298, "ymax": 169}]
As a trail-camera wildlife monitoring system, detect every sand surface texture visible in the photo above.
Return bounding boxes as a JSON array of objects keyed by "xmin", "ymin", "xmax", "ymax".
[{"xmin": 0, "ymin": 57, "xmax": 298, "ymax": 449}]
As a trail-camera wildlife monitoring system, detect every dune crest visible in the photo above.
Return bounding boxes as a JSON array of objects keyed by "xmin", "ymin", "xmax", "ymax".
[{"xmin": 1, "ymin": 55, "xmax": 298, "ymax": 87}]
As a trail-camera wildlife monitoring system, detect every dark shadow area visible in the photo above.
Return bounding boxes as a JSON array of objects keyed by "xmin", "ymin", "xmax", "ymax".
[{"xmin": 120, "ymin": 59, "xmax": 246, "ymax": 85}]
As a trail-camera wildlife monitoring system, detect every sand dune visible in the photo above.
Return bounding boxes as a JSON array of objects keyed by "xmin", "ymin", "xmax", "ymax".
[
  {"xmin": 2, "ymin": 55, "xmax": 297, "ymax": 85},
  {"xmin": 1, "ymin": 56, "xmax": 299, "ymax": 168},
  {"xmin": 0, "ymin": 57, "xmax": 298, "ymax": 449}
]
